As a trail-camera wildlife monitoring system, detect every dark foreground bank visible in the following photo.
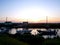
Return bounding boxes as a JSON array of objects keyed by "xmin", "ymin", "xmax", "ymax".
[{"xmin": 0, "ymin": 33, "xmax": 60, "ymax": 45}]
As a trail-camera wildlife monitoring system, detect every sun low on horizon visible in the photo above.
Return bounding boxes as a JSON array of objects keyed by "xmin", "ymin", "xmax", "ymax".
[{"xmin": 0, "ymin": 0, "xmax": 60, "ymax": 23}]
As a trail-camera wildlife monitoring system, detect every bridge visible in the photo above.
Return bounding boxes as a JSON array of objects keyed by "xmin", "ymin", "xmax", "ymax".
[{"xmin": 0, "ymin": 22, "xmax": 60, "ymax": 29}]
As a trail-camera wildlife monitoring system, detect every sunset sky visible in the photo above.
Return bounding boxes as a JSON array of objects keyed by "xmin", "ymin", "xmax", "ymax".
[{"xmin": 0, "ymin": 0, "xmax": 60, "ymax": 23}]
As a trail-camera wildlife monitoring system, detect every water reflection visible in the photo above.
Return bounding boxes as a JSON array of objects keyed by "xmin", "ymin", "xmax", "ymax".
[
  {"xmin": 0, "ymin": 28, "xmax": 60, "ymax": 39},
  {"xmin": 30, "ymin": 29, "xmax": 39, "ymax": 35},
  {"xmin": 9, "ymin": 28, "xmax": 17, "ymax": 34},
  {"xmin": 57, "ymin": 30, "xmax": 60, "ymax": 37},
  {"xmin": 11, "ymin": 28, "xmax": 60, "ymax": 39}
]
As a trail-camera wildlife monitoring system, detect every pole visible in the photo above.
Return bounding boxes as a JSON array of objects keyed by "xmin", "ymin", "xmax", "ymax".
[
  {"xmin": 46, "ymin": 16, "xmax": 48, "ymax": 24},
  {"xmin": 6, "ymin": 17, "xmax": 8, "ymax": 22},
  {"xmin": 46, "ymin": 16, "xmax": 48, "ymax": 29}
]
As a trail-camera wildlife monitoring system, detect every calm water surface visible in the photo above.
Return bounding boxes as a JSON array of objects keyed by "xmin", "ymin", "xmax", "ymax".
[{"xmin": 0, "ymin": 28, "xmax": 60, "ymax": 39}]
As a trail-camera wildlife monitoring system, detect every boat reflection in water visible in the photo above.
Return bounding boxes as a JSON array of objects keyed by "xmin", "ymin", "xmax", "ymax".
[
  {"xmin": 0, "ymin": 28, "xmax": 60, "ymax": 39},
  {"xmin": 17, "ymin": 28, "xmax": 32, "ymax": 35},
  {"xmin": 37, "ymin": 29, "xmax": 58, "ymax": 39}
]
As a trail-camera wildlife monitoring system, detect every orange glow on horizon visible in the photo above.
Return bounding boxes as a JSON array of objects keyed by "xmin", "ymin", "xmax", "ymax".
[
  {"xmin": 0, "ymin": 16, "xmax": 60, "ymax": 23},
  {"xmin": 0, "ymin": 17, "xmax": 60, "ymax": 23},
  {"xmin": 6, "ymin": 17, "xmax": 60, "ymax": 23}
]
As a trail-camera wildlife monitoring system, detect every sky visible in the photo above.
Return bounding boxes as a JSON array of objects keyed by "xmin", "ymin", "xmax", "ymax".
[{"xmin": 0, "ymin": 0, "xmax": 60, "ymax": 23}]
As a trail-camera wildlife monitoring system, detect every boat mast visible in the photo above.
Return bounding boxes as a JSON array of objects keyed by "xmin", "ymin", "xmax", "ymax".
[
  {"xmin": 46, "ymin": 16, "xmax": 48, "ymax": 24},
  {"xmin": 6, "ymin": 17, "xmax": 8, "ymax": 22},
  {"xmin": 46, "ymin": 16, "xmax": 48, "ymax": 29}
]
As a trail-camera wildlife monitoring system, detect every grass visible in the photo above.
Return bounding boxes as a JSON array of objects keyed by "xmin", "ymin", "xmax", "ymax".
[
  {"xmin": 43, "ymin": 38, "xmax": 60, "ymax": 45},
  {"xmin": 0, "ymin": 34, "xmax": 60, "ymax": 45},
  {"xmin": 0, "ymin": 34, "xmax": 29, "ymax": 45}
]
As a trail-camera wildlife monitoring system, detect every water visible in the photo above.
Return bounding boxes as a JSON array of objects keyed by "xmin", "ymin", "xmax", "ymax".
[
  {"xmin": 0, "ymin": 28, "xmax": 60, "ymax": 39},
  {"xmin": 12, "ymin": 28, "xmax": 60, "ymax": 39}
]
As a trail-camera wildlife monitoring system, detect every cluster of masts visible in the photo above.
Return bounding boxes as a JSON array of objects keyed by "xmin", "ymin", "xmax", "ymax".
[{"xmin": 5, "ymin": 16, "xmax": 48, "ymax": 23}]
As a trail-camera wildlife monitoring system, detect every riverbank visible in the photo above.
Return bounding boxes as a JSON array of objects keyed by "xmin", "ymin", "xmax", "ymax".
[{"xmin": 0, "ymin": 34, "xmax": 60, "ymax": 45}]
